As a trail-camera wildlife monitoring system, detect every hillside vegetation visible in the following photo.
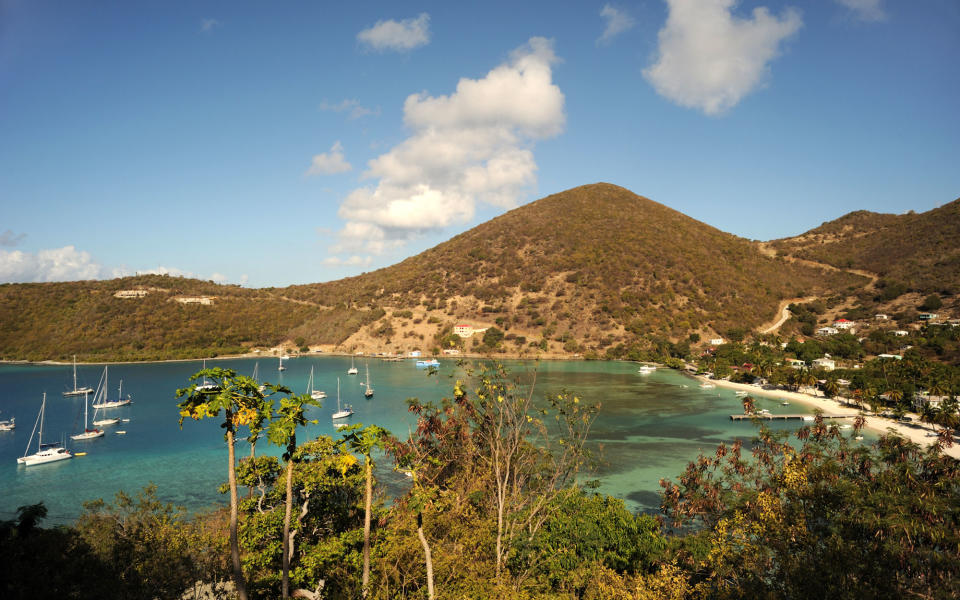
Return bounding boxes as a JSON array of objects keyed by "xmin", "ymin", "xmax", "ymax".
[
  {"xmin": 770, "ymin": 198, "xmax": 960, "ymax": 295},
  {"xmin": 1, "ymin": 184, "xmax": 868, "ymax": 362}
]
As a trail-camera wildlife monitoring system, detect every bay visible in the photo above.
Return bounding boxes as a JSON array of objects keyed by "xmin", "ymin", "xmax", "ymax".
[{"xmin": 0, "ymin": 357, "xmax": 845, "ymax": 524}]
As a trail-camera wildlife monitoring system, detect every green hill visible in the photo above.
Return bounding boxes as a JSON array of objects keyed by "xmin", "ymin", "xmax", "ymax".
[
  {"xmin": 0, "ymin": 183, "xmax": 867, "ymax": 362},
  {"xmin": 770, "ymin": 198, "xmax": 960, "ymax": 294}
]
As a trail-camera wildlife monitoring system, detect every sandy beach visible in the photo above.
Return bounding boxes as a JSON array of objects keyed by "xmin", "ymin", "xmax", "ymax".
[{"xmin": 698, "ymin": 376, "xmax": 960, "ymax": 459}]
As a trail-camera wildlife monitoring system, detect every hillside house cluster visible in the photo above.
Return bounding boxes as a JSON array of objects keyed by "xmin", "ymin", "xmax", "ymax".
[
  {"xmin": 454, "ymin": 324, "xmax": 488, "ymax": 339},
  {"xmin": 174, "ymin": 296, "xmax": 214, "ymax": 305},
  {"xmin": 114, "ymin": 289, "xmax": 149, "ymax": 298}
]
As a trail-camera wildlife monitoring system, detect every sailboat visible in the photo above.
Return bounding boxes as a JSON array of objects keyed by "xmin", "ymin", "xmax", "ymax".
[
  {"xmin": 307, "ymin": 366, "xmax": 326, "ymax": 400},
  {"xmin": 63, "ymin": 355, "xmax": 94, "ymax": 397},
  {"xmin": 71, "ymin": 391, "xmax": 104, "ymax": 440},
  {"xmin": 0, "ymin": 412, "xmax": 14, "ymax": 431},
  {"xmin": 18, "ymin": 393, "xmax": 72, "ymax": 466},
  {"xmin": 197, "ymin": 358, "xmax": 218, "ymax": 392},
  {"xmin": 278, "ymin": 356, "xmax": 286, "ymax": 372},
  {"xmin": 347, "ymin": 355, "xmax": 358, "ymax": 375},
  {"xmin": 91, "ymin": 366, "xmax": 132, "ymax": 409},
  {"xmin": 252, "ymin": 362, "xmax": 266, "ymax": 393},
  {"xmin": 363, "ymin": 364, "xmax": 374, "ymax": 398},
  {"xmin": 331, "ymin": 378, "xmax": 353, "ymax": 421}
]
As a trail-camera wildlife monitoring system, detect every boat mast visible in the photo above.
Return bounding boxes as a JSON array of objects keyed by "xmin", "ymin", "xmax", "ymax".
[
  {"xmin": 73, "ymin": 355, "xmax": 78, "ymax": 391},
  {"xmin": 38, "ymin": 393, "xmax": 45, "ymax": 450}
]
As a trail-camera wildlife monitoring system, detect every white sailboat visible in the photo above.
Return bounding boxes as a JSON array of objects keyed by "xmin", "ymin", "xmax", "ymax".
[
  {"xmin": 347, "ymin": 356, "xmax": 358, "ymax": 375},
  {"xmin": 278, "ymin": 356, "xmax": 286, "ymax": 372},
  {"xmin": 0, "ymin": 412, "xmax": 14, "ymax": 431},
  {"xmin": 307, "ymin": 366, "xmax": 326, "ymax": 400},
  {"xmin": 63, "ymin": 355, "xmax": 94, "ymax": 397},
  {"xmin": 18, "ymin": 393, "xmax": 72, "ymax": 466},
  {"xmin": 331, "ymin": 378, "xmax": 353, "ymax": 421},
  {"xmin": 71, "ymin": 391, "xmax": 104, "ymax": 440},
  {"xmin": 253, "ymin": 362, "xmax": 266, "ymax": 393},
  {"xmin": 363, "ymin": 364, "xmax": 374, "ymax": 398},
  {"xmin": 197, "ymin": 358, "xmax": 219, "ymax": 392},
  {"xmin": 91, "ymin": 366, "xmax": 132, "ymax": 409}
]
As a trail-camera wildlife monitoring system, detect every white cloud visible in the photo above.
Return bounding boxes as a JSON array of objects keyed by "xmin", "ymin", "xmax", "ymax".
[
  {"xmin": 319, "ymin": 99, "xmax": 380, "ymax": 120},
  {"xmin": 643, "ymin": 0, "xmax": 802, "ymax": 115},
  {"xmin": 200, "ymin": 18, "xmax": 221, "ymax": 33},
  {"xmin": 137, "ymin": 266, "xmax": 196, "ymax": 278},
  {"xmin": 328, "ymin": 37, "xmax": 564, "ymax": 259},
  {"xmin": 835, "ymin": 0, "xmax": 886, "ymax": 22},
  {"xmin": 0, "ymin": 246, "xmax": 104, "ymax": 283},
  {"xmin": 306, "ymin": 141, "xmax": 353, "ymax": 176},
  {"xmin": 0, "ymin": 229, "xmax": 26, "ymax": 247},
  {"xmin": 598, "ymin": 4, "xmax": 636, "ymax": 45},
  {"xmin": 357, "ymin": 13, "xmax": 430, "ymax": 52},
  {"xmin": 322, "ymin": 255, "xmax": 374, "ymax": 267}
]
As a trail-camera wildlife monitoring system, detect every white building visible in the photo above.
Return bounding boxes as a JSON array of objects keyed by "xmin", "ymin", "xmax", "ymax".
[
  {"xmin": 454, "ymin": 324, "xmax": 474, "ymax": 338},
  {"xmin": 175, "ymin": 296, "xmax": 214, "ymax": 305},
  {"xmin": 817, "ymin": 326, "xmax": 839, "ymax": 336},
  {"xmin": 787, "ymin": 358, "xmax": 806, "ymax": 369},
  {"xmin": 875, "ymin": 314, "xmax": 890, "ymax": 321},
  {"xmin": 833, "ymin": 319, "xmax": 855, "ymax": 330},
  {"xmin": 114, "ymin": 289, "xmax": 149, "ymax": 298},
  {"xmin": 709, "ymin": 338, "xmax": 725, "ymax": 346},
  {"xmin": 812, "ymin": 358, "xmax": 836, "ymax": 371},
  {"xmin": 892, "ymin": 330, "xmax": 909, "ymax": 337}
]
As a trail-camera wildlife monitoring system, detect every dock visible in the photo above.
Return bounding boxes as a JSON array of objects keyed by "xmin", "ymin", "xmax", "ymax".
[{"xmin": 730, "ymin": 413, "xmax": 852, "ymax": 421}]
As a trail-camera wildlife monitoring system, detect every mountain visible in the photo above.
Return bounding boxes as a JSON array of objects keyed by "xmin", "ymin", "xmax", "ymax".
[
  {"xmin": 770, "ymin": 198, "xmax": 960, "ymax": 295},
  {"xmin": 283, "ymin": 183, "xmax": 863, "ymax": 356},
  {"xmin": 0, "ymin": 183, "xmax": 867, "ymax": 362}
]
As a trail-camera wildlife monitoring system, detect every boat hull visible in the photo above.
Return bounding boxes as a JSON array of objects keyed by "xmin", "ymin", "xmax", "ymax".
[{"xmin": 17, "ymin": 449, "xmax": 72, "ymax": 466}]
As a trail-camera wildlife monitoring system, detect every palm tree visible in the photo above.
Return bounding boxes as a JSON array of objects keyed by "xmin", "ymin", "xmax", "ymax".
[
  {"xmin": 822, "ymin": 379, "xmax": 840, "ymax": 399},
  {"xmin": 344, "ymin": 424, "xmax": 390, "ymax": 598},
  {"xmin": 268, "ymin": 393, "xmax": 320, "ymax": 599},
  {"xmin": 177, "ymin": 368, "xmax": 272, "ymax": 600}
]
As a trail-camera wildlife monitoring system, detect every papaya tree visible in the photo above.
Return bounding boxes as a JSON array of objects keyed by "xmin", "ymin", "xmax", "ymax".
[
  {"xmin": 342, "ymin": 424, "xmax": 390, "ymax": 597},
  {"xmin": 267, "ymin": 393, "xmax": 320, "ymax": 599},
  {"xmin": 177, "ymin": 367, "xmax": 275, "ymax": 600}
]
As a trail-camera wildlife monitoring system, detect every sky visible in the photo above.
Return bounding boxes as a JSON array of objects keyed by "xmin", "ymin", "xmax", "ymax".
[{"xmin": 1, "ymin": 0, "xmax": 958, "ymax": 288}]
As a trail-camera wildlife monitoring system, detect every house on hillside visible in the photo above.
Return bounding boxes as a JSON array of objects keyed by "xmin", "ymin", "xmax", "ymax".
[
  {"xmin": 454, "ymin": 324, "xmax": 474, "ymax": 338},
  {"xmin": 114, "ymin": 289, "xmax": 149, "ymax": 298},
  {"xmin": 709, "ymin": 337, "xmax": 725, "ymax": 346},
  {"xmin": 833, "ymin": 318, "xmax": 855, "ymax": 330},
  {"xmin": 787, "ymin": 358, "xmax": 806, "ymax": 369},
  {"xmin": 817, "ymin": 326, "xmax": 839, "ymax": 336},
  {"xmin": 175, "ymin": 296, "xmax": 214, "ymax": 305},
  {"xmin": 812, "ymin": 357, "xmax": 836, "ymax": 371},
  {"xmin": 918, "ymin": 313, "xmax": 939, "ymax": 321},
  {"xmin": 875, "ymin": 314, "xmax": 890, "ymax": 321},
  {"xmin": 877, "ymin": 353, "xmax": 902, "ymax": 360},
  {"xmin": 892, "ymin": 330, "xmax": 909, "ymax": 337}
]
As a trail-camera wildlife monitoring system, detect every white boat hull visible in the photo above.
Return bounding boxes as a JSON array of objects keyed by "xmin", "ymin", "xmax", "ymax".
[
  {"xmin": 71, "ymin": 429, "xmax": 105, "ymax": 440},
  {"xmin": 63, "ymin": 387, "xmax": 95, "ymax": 397},
  {"xmin": 92, "ymin": 399, "xmax": 132, "ymax": 409},
  {"xmin": 93, "ymin": 418, "xmax": 120, "ymax": 426},
  {"xmin": 332, "ymin": 410, "xmax": 353, "ymax": 420},
  {"xmin": 18, "ymin": 448, "xmax": 72, "ymax": 466}
]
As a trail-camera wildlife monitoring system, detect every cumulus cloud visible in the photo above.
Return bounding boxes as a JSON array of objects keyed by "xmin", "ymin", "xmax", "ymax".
[
  {"xmin": 643, "ymin": 0, "xmax": 802, "ymax": 115},
  {"xmin": 328, "ymin": 37, "xmax": 564, "ymax": 259},
  {"xmin": 357, "ymin": 13, "xmax": 430, "ymax": 52},
  {"xmin": 0, "ymin": 229, "xmax": 26, "ymax": 247},
  {"xmin": 598, "ymin": 4, "xmax": 636, "ymax": 45},
  {"xmin": 200, "ymin": 18, "xmax": 221, "ymax": 33},
  {"xmin": 322, "ymin": 255, "xmax": 373, "ymax": 267},
  {"xmin": 136, "ymin": 266, "xmax": 197, "ymax": 278},
  {"xmin": 0, "ymin": 246, "xmax": 104, "ymax": 283},
  {"xmin": 306, "ymin": 141, "xmax": 352, "ymax": 176},
  {"xmin": 835, "ymin": 0, "xmax": 886, "ymax": 22},
  {"xmin": 319, "ymin": 99, "xmax": 380, "ymax": 120}
]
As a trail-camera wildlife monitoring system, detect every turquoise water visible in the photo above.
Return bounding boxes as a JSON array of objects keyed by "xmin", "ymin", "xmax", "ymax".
[{"xmin": 0, "ymin": 358, "xmax": 849, "ymax": 524}]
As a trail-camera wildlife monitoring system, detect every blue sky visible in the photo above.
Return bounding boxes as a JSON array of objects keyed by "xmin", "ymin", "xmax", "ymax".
[{"xmin": 2, "ymin": 0, "xmax": 958, "ymax": 287}]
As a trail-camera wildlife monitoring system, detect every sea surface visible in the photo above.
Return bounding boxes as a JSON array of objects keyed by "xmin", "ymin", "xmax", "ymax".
[{"xmin": 0, "ymin": 357, "xmax": 860, "ymax": 524}]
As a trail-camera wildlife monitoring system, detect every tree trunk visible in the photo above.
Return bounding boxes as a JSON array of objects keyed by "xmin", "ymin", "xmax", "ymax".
[
  {"xmin": 283, "ymin": 457, "xmax": 294, "ymax": 599},
  {"xmin": 227, "ymin": 428, "xmax": 249, "ymax": 600},
  {"xmin": 362, "ymin": 458, "xmax": 373, "ymax": 597},
  {"xmin": 416, "ymin": 512, "xmax": 435, "ymax": 600}
]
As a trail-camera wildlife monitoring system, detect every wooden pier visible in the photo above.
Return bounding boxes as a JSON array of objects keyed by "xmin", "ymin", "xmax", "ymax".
[{"xmin": 730, "ymin": 413, "xmax": 852, "ymax": 421}]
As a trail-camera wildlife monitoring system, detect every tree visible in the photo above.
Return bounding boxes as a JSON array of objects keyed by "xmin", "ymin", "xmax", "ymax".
[
  {"xmin": 342, "ymin": 424, "xmax": 390, "ymax": 598},
  {"xmin": 920, "ymin": 294, "xmax": 943, "ymax": 311},
  {"xmin": 177, "ymin": 367, "xmax": 274, "ymax": 600},
  {"xmin": 267, "ymin": 393, "xmax": 320, "ymax": 599}
]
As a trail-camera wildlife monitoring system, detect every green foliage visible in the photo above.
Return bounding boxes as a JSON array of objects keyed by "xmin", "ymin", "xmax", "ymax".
[{"xmin": 920, "ymin": 293, "xmax": 943, "ymax": 311}]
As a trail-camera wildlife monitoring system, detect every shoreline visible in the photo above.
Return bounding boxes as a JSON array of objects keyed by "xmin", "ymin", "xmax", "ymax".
[{"xmin": 697, "ymin": 375, "xmax": 960, "ymax": 459}]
